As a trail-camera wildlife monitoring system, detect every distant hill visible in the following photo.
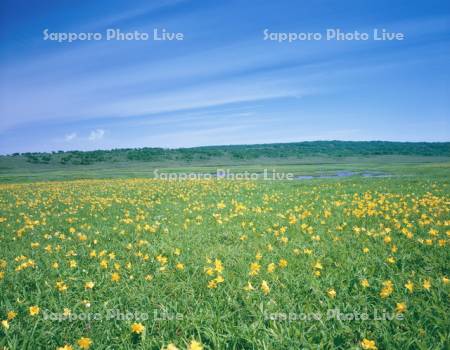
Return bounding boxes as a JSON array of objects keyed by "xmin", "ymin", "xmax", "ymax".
[{"xmin": 2, "ymin": 141, "xmax": 450, "ymax": 166}]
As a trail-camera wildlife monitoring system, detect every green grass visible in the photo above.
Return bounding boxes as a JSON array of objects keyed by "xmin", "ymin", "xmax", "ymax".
[
  {"xmin": 0, "ymin": 154, "xmax": 449, "ymax": 183},
  {"xmin": 0, "ymin": 174, "xmax": 449, "ymax": 349}
]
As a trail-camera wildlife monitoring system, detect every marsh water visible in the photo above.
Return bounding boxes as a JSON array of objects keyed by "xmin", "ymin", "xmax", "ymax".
[{"xmin": 295, "ymin": 171, "xmax": 393, "ymax": 180}]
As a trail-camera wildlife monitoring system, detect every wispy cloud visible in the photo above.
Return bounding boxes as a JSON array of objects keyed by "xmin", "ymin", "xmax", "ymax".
[
  {"xmin": 79, "ymin": 0, "xmax": 188, "ymax": 32},
  {"xmin": 64, "ymin": 132, "xmax": 77, "ymax": 141},
  {"xmin": 88, "ymin": 129, "xmax": 105, "ymax": 141}
]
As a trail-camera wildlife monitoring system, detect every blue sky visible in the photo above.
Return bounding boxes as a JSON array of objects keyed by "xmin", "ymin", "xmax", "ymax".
[{"xmin": 0, "ymin": 0, "xmax": 449, "ymax": 154}]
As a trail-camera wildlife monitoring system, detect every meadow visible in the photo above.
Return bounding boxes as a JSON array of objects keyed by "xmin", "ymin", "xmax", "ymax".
[{"xmin": 0, "ymin": 168, "xmax": 449, "ymax": 349}]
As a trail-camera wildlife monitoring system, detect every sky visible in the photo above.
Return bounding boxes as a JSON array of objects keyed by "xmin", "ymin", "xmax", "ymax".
[{"xmin": 0, "ymin": 0, "xmax": 449, "ymax": 154}]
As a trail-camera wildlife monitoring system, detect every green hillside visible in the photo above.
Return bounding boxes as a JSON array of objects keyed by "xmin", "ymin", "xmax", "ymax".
[{"xmin": 4, "ymin": 141, "xmax": 450, "ymax": 166}]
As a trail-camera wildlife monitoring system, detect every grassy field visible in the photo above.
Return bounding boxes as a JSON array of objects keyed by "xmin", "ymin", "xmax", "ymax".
[
  {"xmin": 0, "ymin": 162, "xmax": 449, "ymax": 349},
  {"xmin": 1, "ymin": 141, "xmax": 448, "ymax": 183},
  {"xmin": 1, "ymin": 154, "xmax": 449, "ymax": 183}
]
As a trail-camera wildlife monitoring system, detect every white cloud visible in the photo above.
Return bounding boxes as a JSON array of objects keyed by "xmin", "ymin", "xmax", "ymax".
[
  {"xmin": 88, "ymin": 129, "xmax": 105, "ymax": 141},
  {"xmin": 64, "ymin": 132, "xmax": 77, "ymax": 141}
]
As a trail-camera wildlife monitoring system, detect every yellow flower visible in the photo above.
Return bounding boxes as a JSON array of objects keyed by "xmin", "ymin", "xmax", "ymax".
[
  {"xmin": 429, "ymin": 228, "xmax": 438, "ymax": 236},
  {"xmin": 214, "ymin": 259, "xmax": 223, "ymax": 273},
  {"xmin": 386, "ymin": 257, "xmax": 396, "ymax": 264},
  {"xmin": 267, "ymin": 263, "xmax": 276, "ymax": 273},
  {"xmin": 380, "ymin": 280, "xmax": 393, "ymax": 298},
  {"xmin": 77, "ymin": 337, "xmax": 92, "ymax": 349},
  {"xmin": 176, "ymin": 263, "xmax": 185, "ymax": 270},
  {"xmin": 1, "ymin": 320, "xmax": 9, "ymax": 330},
  {"xmin": 204, "ymin": 267, "xmax": 214, "ymax": 276},
  {"xmin": 29, "ymin": 305, "xmax": 40, "ymax": 316},
  {"xmin": 131, "ymin": 322, "xmax": 145, "ymax": 334},
  {"xmin": 443, "ymin": 276, "xmax": 449, "ymax": 285},
  {"xmin": 7, "ymin": 311, "xmax": 17, "ymax": 320},
  {"xmin": 57, "ymin": 345, "xmax": 73, "ymax": 350},
  {"xmin": 327, "ymin": 289, "xmax": 336, "ymax": 298},
  {"xmin": 187, "ymin": 340, "xmax": 203, "ymax": 350},
  {"xmin": 314, "ymin": 261, "xmax": 323, "ymax": 270},
  {"xmin": 207, "ymin": 280, "xmax": 217, "ymax": 289},
  {"xmin": 361, "ymin": 338, "xmax": 377, "ymax": 350},
  {"xmin": 261, "ymin": 280, "xmax": 270, "ymax": 295},
  {"xmin": 165, "ymin": 344, "xmax": 179, "ymax": 350},
  {"xmin": 215, "ymin": 275, "xmax": 224, "ymax": 283},
  {"xmin": 217, "ymin": 201, "xmax": 226, "ymax": 209},
  {"xmin": 395, "ymin": 302, "xmax": 406, "ymax": 313},
  {"xmin": 243, "ymin": 281, "xmax": 254, "ymax": 291},
  {"xmin": 279, "ymin": 259, "xmax": 288, "ymax": 268},
  {"xmin": 361, "ymin": 279, "xmax": 370, "ymax": 288},
  {"xmin": 63, "ymin": 308, "xmax": 71, "ymax": 316},
  {"xmin": 111, "ymin": 272, "xmax": 120, "ymax": 282},
  {"xmin": 362, "ymin": 247, "xmax": 369, "ymax": 253},
  {"xmin": 405, "ymin": 280, "xmax": 414, "ymax": 293},
  {"xmin": 423, "ymin": 279, "xmax": 431, "ymax": 290},
  {"xmin": 85, "ymin": 281, "xmax": 95, "ymax": 290},
  {"xmin": 56, "ymin": 281, "xmax": 68, "ymax": 292},
  {"xmin": 249, "ymin": 262, "xmax": 261, "ymax": 276}
]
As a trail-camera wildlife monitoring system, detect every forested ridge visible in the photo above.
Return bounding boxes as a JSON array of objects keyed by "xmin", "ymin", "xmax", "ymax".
[{"xmin": 4, "ymin": 141, "xmax": 449, "ymax": 165}]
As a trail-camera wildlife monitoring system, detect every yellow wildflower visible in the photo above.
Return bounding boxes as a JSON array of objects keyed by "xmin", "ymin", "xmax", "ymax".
[
  {"xmin": 29, "ymin": 305, "xmax": 40, "ymax": 316},
  {"xmin": 405, "ymin": 280, "xmax": 414, "ymax": 293},
  {"xmin": 361, "ymin": 279, "xmax": 370, "ymax": 288},
  {"xmin": 361, "ymin": 338, "xmax": 377, "ymax": 350},
  {"xmin": 279, "ymin": 259, "xmax": 288, "ymax": 268},
  {"xmin": 327, "ymin": 289, "xmax": 336, "ymax": 298},
  {"xmin": 7, "ymin": 311, "xmax": 17, "ymax": 320},
  {"xmin": 187, "ymin": 340, "xmax": 203, "ymax": 350},
  {"xmin": 395, "ymin": 302, "xmax": 406, "ymax": 313},
  {"xmin": 131, "ymin": 322, "xmax": 145, "ymax": 334},
  {"xmin": 77, "ymin": 337, "xmax": 92, "ymax": 349},
  {"xmin": 57, "ymin": 345, "xmax": 73, "ymax": 350},
  {"xmin": 261, "ymin": 280, "xmax": 270, "ymax": 295}
]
